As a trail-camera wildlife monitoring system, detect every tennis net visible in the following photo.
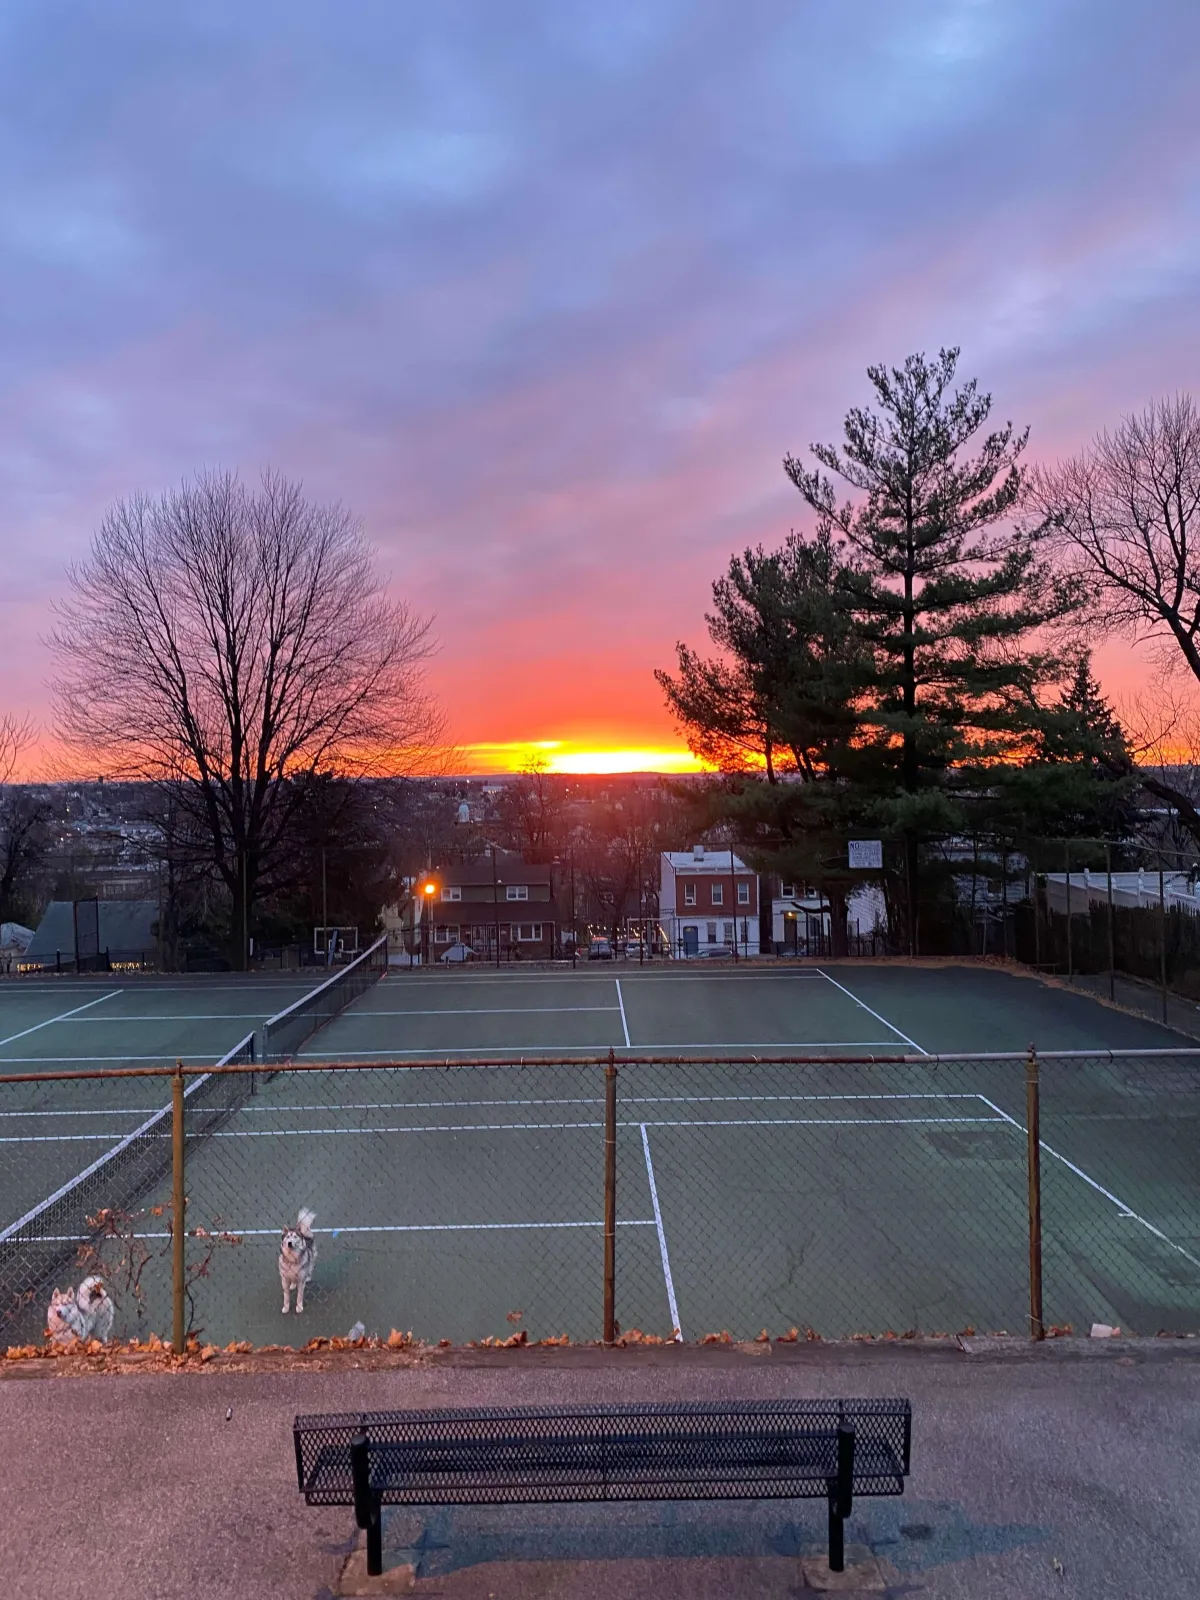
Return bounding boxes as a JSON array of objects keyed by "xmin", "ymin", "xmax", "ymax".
[
  {"xmin": 261, "ymin": 932, "xmax": 389, "ymax": 1061},
  {"xmin": 0, "ymin": 1031, "xmax": 257, "ymax": 1336}
]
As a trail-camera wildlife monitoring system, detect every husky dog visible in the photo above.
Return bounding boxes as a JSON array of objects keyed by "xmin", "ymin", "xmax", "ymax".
[
  {"xmin": 46, "ymin": 1277, "xmax": 115, "ymax": 1344},
  {"xmin": 279, "ymin": 1208, "xmax": 317, "ymax": 1314},
  {"xmin": 47, "ymin": 1286, "xmax": 88, "ymax": 1344},
  {"xmin": 76, "ymin": 1276, "xmax": 115, "ymax": 1343}
]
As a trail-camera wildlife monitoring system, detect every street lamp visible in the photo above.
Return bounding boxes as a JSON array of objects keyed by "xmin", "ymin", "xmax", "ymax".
[{"xmin": 421, "ymin": 880, "xmax": 437, "ymax": 966}]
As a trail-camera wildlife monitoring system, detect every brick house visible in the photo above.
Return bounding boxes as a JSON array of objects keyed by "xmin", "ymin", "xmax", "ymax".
[
  {"xmin": 414, "ymin": 853, "xmax": 562, "ymax": 960},
  {"xmin": 660, "ymin": 845, "xmax": 760, "ymax": 957}
]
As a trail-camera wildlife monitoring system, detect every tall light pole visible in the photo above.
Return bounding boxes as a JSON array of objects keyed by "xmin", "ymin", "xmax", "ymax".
[
  {"xmin": 491, "ymin": 844, "xmax": 501, "ymax": 968},
  {"xmin": 422, "ymin": 879, "xmax": 436, "ymax": 966}
]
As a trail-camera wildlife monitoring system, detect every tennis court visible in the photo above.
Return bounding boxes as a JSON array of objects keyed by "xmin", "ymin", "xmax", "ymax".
[{"xmin": 2, "ymin": 960, "xmax": 1199, "ymax": 1348}]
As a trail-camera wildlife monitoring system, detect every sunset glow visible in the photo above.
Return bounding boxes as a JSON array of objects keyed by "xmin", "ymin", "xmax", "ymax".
[{"xmin": 458, "ymin": 741, "xmax": 711, "ymax": 776}]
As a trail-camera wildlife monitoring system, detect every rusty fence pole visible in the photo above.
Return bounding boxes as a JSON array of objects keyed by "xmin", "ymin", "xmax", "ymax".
[
  {"xmin": 172, "ymin": 1062, "xmax": 187, "ymax": 1354},
  {"xmin": 1025, "ymin": 1046, "xmax": 1044, "ymax": 1341},
  {"xmin": 603, "ymin": 1050, "xmax": 618, "ymax": 1345},
  {"xmin": 1159, "ymin": 859, "xmax": 1169, "ymax": 1026}
]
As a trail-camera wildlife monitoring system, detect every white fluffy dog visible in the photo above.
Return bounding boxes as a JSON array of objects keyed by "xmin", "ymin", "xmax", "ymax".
[
  {"xmin": 279, "ymin": 1208, "xmax": 317, "ymax": 1314},
  {"xmin": 46, "ymin": 1276, "xmax": 115, "ymax": 1344}
]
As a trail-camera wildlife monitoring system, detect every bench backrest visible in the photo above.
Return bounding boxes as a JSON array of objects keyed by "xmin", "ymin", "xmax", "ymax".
[{"xmin": 295, "ymin": 1399, "xmax": 911, "ymax": 1504}]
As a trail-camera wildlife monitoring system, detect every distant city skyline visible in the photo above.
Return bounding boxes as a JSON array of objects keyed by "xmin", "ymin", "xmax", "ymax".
[{"xmin": 2, "ymin": 2, "xmax": 1198, "ymax": 775}]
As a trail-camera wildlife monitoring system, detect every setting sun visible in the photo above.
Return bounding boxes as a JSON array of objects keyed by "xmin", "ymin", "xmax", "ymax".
[{"xmin": 458, "ymin": 740, "xmax": 710, "ymax": 775}]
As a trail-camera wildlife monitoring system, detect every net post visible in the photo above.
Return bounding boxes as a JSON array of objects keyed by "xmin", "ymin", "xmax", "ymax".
[
  {"xmin": 1025, "ymin": 1045, "xmax": 1044, "ymax": 1342},
  {"xmin": 172, "ymin": 1062, "xmax": 187, "ymax": 1354},
  {"xmin": 603, "ymin": 1049, "xmax": 617, "ymax": 1345}
]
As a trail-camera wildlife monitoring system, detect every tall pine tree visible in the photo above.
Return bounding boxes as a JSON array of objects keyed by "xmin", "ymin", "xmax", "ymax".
[{"xmin": 784, "ymin": 348, "xmax": 1077, "ymax": 950}]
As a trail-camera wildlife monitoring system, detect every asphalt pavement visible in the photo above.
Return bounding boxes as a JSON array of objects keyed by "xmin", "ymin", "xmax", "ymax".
[{"xmin": 2, "ymin": 1337, "xmax": 1198, "ymax": 1599}]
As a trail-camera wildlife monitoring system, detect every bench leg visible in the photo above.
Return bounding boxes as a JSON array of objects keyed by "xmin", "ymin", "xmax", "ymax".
[
  {"xmin": 365, "ymin": 1504, "xmax": 383, "ymax": 1577},
  {"xmin": 828, "ymin": 1494, "xmax": 845, "ymax": 1573},
  {"xmin": 827, "ymin": 1419, "xmax": 856, "ymax": 1573},
  {"xmin": 351, "ymin": 1430, "xmax": 384, "ymax": 1577}
]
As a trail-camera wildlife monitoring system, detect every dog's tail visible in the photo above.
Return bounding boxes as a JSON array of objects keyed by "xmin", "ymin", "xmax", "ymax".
[{"xmin": 296, "ymin": 1207, "xmax": 316, "ymax": 1237}]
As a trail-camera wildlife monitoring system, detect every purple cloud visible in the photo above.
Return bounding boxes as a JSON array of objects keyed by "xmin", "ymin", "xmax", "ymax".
[{"xmin": 1, "ymin": 1, "xmax": 1198, "ymax": 759}]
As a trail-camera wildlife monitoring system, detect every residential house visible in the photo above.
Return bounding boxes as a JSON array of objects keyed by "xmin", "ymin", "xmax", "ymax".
[
  {"xmin": 414, "ymin": 853, "xmax": 562, "ymax": 960},
  {"xmin": 772, "ymin": 879, "xmax": 888, "ymax": 953},
  {"xmin": 660, "ymin": 845, "xmax": 760, "ymax": 957}
]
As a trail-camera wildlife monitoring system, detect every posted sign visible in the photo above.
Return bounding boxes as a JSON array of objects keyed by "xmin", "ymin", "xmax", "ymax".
[{"xmin": 848, "ymin": 839, "xmax": 883, "ymax": 870}]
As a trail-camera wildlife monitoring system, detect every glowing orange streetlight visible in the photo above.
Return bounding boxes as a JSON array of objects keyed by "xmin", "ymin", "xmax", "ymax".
[{"xmin": 419, "ymin": 880, "xmax": 438, "ymax": 964}]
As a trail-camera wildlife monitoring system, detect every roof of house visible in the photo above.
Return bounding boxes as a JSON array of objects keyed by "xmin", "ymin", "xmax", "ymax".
[
  {"xmin": 662, "ymin": 848, "xmax": 754, "ymax": 874},
  {"xmin": 430, "ymin": 855, "xmax": 554, "ymax": 888}
]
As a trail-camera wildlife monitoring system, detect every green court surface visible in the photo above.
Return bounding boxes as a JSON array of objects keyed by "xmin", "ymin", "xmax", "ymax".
[{"xmin": 1, "ymin": 963, "xmax": 1198, "ymax": 1347}]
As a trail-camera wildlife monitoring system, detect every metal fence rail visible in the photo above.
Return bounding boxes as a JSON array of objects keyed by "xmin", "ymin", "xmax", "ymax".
[{"xmin": 2, "ymin": 1047, "xmax": 1198, "ymax": 1349}]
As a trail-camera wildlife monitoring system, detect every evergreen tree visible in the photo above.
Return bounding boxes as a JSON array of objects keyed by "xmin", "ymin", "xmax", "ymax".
[
  {"xmin": 658, "ymin": 528, "xmax": 873, "ymax": 952},
  {"xmin": 656, "ymin": 528, "xmax": 868, "ymax": 782},
  {"xmin": 988, "ymin": 654, "xmax": 1136, "ymax": 844},
  {"xmin": 784, "ymin": 348, "xmax": 1078, "ymax": 949}
]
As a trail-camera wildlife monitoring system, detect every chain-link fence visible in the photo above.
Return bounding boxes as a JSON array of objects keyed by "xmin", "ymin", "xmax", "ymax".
[{"xmin": 3, "ymin": 1048, "xmax": 1198, "ymax": 1348}]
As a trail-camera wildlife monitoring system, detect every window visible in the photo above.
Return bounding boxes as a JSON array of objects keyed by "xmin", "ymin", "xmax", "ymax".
[
  {"xmin": 440, "ymin": 886, "xmax": 462, "ymax": 902},
  {"xmin": 711, "ymin": 883, "xmax": 724, "ymax": 906},
  {"xmin": 506, "ymin": 884, "xmax": 529, "ymax": 901},
  {"xmin": 683, "ymin": 883, "xmax": 697, "ymax": 907},
  {"xmin": 781, "ymin": 883, "xmax": 795, "ymax": 899},
  {"xmin": 706, "ymin": 922, "xmax": 718, "ymax": 943},
  {"xmin": 434, "ymin": 924, "xmax": 457, "ymax": 943},
  {"xmin": 516, "ymin": 923, "xmax": 542, "ymax": 941},
  {"xmin": 737, "ymin": 882, "xmax": 750, "ymax": 905}
]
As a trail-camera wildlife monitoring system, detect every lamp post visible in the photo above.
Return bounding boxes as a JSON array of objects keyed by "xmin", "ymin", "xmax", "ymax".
[{"xmin": 421, "ymin": 879, "xmax": 436, "ymax": 966}]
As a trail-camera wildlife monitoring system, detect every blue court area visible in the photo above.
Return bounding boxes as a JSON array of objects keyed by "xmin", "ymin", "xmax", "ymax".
[{"xmin": 1, "ymin": 963, "xmax": 1198, "ymax": 1347}]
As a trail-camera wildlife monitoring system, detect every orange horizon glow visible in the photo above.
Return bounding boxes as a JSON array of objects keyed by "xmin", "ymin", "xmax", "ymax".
[{"xmin": 455, "ymin": 740, "xmax": 712, "ymax": 775}]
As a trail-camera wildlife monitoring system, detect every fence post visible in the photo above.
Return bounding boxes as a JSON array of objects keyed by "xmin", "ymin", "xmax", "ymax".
[
  {"xmin": 1064, "ymin": 841, "xmax": 1072, "ymax": 980},
  {"xmin": 1025, "ymin": 1046, "xmax": 1044, "ymax": 1342},
  {"xmin": 1159, "ymin": 860, "xmax": 1169, "ymax": 1025},
  {"xmin": 172, "ymin": 1062, "xmax": 186, "ymax": 1354},
  {"xmin": 1106, "ymin": 843, "xmax": 1115, "ymax": 1003},
  {"xmin": 603, "ymin": 1050, "xmax": 617, "ymax": 1345}
]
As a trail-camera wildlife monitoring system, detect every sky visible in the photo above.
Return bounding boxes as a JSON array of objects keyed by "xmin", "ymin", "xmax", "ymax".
[{"xmin": 2, "ymin": 1, "xmax": 1199, "ymax": 774}]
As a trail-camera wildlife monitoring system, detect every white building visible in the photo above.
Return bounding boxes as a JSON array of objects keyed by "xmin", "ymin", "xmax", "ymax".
[
  {"xmin": 772, "ymin": 882, "xmax": 887, "ymax": 953},
  {"xmin": 660, "ymin": 846, "xmax": 761, "ymax": 957}
]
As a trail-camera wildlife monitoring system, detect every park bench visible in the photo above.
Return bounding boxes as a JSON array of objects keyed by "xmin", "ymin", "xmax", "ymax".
[{"xmin": 293, "ymin": 1398, "xmax": 912, "ymax": 1577}]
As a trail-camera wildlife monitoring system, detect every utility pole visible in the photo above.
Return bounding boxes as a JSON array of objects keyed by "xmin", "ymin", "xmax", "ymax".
[
  {"xmin": 491, "ymin": 843, "xmax": 501, "ymax": 968},
  {"xmin": 321, "ymin": 844, "xmax": 328, "ymax": 956},
  {"xmin": 729, "ymin": 844, "xmax": 738, "ymax": 962}
]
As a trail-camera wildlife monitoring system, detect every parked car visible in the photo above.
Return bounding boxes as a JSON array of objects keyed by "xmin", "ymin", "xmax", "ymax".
[
  {"xmin": 439, "ymin": 941, "xmax": 475, "ymax": 963},
  {"xmin": 587, "ymin": 937, "xmax": 614, "ymax": 961}
]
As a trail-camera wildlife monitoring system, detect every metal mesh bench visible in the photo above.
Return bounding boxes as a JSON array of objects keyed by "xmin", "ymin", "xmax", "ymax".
[{"xmin": 294, "ymin": 1398, "xmax": 912, "ymax": 1576}]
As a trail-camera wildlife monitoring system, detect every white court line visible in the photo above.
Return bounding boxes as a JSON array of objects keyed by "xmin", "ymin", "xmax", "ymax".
[
  {"xmin": 33, "ymin": 1219, "xmax": 661, "ymax": 1242},
  {"xmin": 0, "ymin": 1091, "xmax": 980, "ymax": 1121},
  {"xmin": 350, "ymin": 1006, "xmax": 620, "ymax": 1018},
  {"xmin": 294, "ymin": 1041, "xmax": 899, "ymax": 1058},
  {"xmin": 0, "ymin": 1115, "xmax": 1006, "ymax": 1144},
  {"xmin": 0, "ymin": 1055, "xmax": 230, "ymax": 1064},
  {"xmin": 53, "ymin": 1014, "xmax": 265, "ymax": 1023},
  {"xmin": 641, "ymin": 1124, "xmax": 681, "ymax": 1340},
  {"xmin": 978, "ymin": 1095, "xmax": 1200, "ymax": 1273},
  {"xmin": 814, "ymin": 970, "xmax": 927, "ymax": 1054},
  {"xmin": 615, "ymin": 980, "xmax": 632, "ymax": 1048},
  {"xmin": 0, "ymin": 990, "xmax": 123, "ymax": 1049}
]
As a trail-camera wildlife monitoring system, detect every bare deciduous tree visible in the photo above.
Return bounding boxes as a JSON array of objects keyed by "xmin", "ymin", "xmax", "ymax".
[
  {"xmin": 0, "ymin": 715, "xmax": 49, "ymax": 926},
  {"xmin": 1028, "ymin": 395, "xmax": 1200, "ymax": 841},
  {"xmin": 51, "ymin": 470, "xmax": 442, "ymax": 966}
]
